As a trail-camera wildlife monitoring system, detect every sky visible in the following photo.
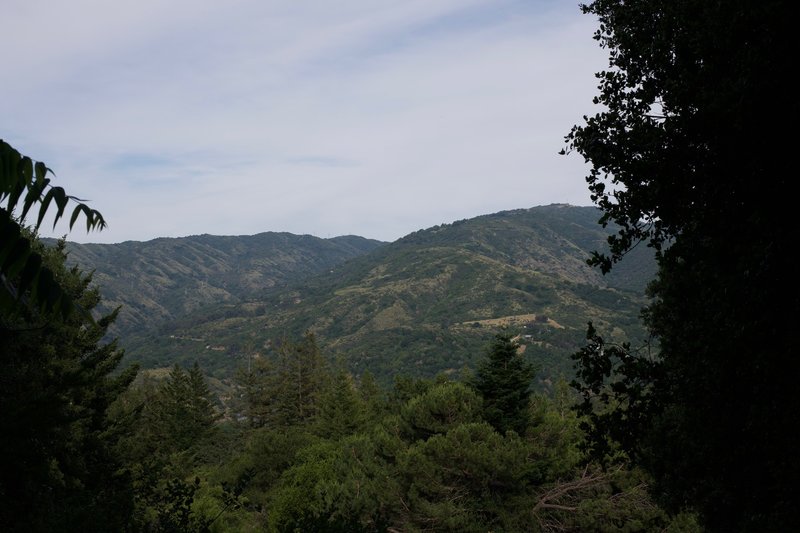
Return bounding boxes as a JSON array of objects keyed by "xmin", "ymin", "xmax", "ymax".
[{"xmin": 1, "ymin": 0, "xmax": 606, "ymax": 244}]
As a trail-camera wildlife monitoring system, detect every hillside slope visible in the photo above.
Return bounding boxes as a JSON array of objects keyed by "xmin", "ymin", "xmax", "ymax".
[
  {"xmin": 61, "ymin": 233, "xmax": 384, "ymax": 335},
  {"xmin": 120, "ymin": 205, "xmax": 655, "ymax": 385}
]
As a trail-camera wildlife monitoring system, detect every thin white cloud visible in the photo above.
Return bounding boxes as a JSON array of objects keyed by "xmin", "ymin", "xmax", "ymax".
[{"xmin": 1, "ymin": 0, "xmax": 605, "ymax": 243}]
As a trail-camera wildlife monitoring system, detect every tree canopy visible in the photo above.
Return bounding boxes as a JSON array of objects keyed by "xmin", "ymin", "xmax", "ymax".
[
  {"xmin": 567, "ymin": 1, "xmax": 798, "ymax": 530},
  {"xmin": 0, "ymin": 239, "xmax": 136, "ymax": 531}
]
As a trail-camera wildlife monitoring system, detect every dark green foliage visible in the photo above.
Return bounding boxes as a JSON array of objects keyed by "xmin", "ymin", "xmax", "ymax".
[
  {"xmin": 91, "ymin": 330, "xmax": 698, "ymax": 531},
  {"xmin": 571, "ymin": 323, "xmax": 661, "ymax": 463},
  {"xmin": 229, "ymin": 426, "xmax": 319, "ymax": 510},
  {"xmin": 471, "ymin": 333, "xmax": 535, "ymax": 435},
  {"xmin": 238, "ymin": 332, "xmax": 328, "ymax": 429},
  {"xmin": 0, "ymin": 239, "xmax": 136, "ymax": 532},
  {"xmin": 151, "ymin": 363, "xmax": 218, "ymax": 452},
  {"xmin": 1, "ymin": 140, "xmax": 105, "ymax": 319},
  {"xmin": 255, "ymin": 371, "xmax": 695, "ymax": 532},
  {"xmin": 400, "ymin": 381, "xmax": 483, "ymax": 440},
  {"xmin": 357, "ymin": 370, "xmax": 386, "ymax": 425},
  {"xmin": 111, "ymin": 361, "xmax": 220, "ymax": 530},
  {"xmin": 316, "ymin": 370, "xmax": 364, "ymax": 439},
  {"xmin": 152, "ymin": 477, "xmax": 204, "ymax": 533},
  {"xmin": 567, "ymin": 1, "xmax": 798, "ymax": 530},
  {"xmin": 237, "ymin": 356, "xmax": 282, "ymax": 429},
  {"xmin": 275, "ymin": 333, "xmax": 328, "ymax": 425},
  {"xmin": 400, "ymin": 422, "xmax": 536, "ymax": 532}
]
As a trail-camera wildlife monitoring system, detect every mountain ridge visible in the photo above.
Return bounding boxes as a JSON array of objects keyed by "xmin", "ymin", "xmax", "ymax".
[
  {"xmin": 59, "ymin": 232, "xmax": 385, "ymax": 335},
  {"xmin": 93, "ymin": 205, "xmax": 656, "ymax": 386}
]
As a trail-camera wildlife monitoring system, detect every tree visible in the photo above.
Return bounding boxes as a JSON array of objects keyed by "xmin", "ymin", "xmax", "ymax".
[
  {"xmin": 237, "ymin": 355, "xmax": 282, "ymax": 428},
  {"xmin": 0, "ymin": 238, "xmax": 136, "ymax": 532},
  {"xmin": 238, "ymin": 332, "xmax": 328, "ymax": 429},
  {"xmin": 151, "ymin": 363, "xmax": 217, "ymax": 453},
  {"xmin": 401, "ymin": 381, "xmax": 483, "ymax": 441},
  {"xmin": 400, "ymin": 422, "xmax": 536, "ymax": 532},
  {"xmin": 1, "ymin": 140, "xmax": 106, "ymax": 318},
  {"xmin": 565, "ymin": 2, "xmax": 798, "ymax": 530},
  {"xmin": 316, "ymin": 370, "xmax": 364, "ymax": 439},
  {"xmin": 470, "ymin": 333, "xmax": 535, "ymax": 435},
  {"xmin": 267, "ymin": 332, "xmax": 328, "ymax": 427}
]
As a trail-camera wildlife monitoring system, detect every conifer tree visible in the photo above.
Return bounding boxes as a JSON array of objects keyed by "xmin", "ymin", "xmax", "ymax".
[
  {"xmin": 0, "ymin": 238, "xmax": 136, "ymax": 531},
  {"xmin": 471, "ymin": 333, "xmax": 535, "ymax": 435},
  {"xmin": 275, "ymin": 332, "xmax": 328, "ymax": 426},
  {"xmin": 237, "ymin": 356, "xmax": 281, "ymax": 428},
  {"xmin": 316, "ymin": 370, "xmax": 363, "ymax": 439},
  {"xmin": 149, "ymin": 363, "xmax": 216, "ymax": 454},
  {"xmin": 238, "ymin": 332, "xmax": 328, "ymax": 429}
]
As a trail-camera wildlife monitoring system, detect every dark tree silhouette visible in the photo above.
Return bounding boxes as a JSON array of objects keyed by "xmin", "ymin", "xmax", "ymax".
[{"xmin": 567, "ymin": 1, "xmax": 799, "ymax": 530}]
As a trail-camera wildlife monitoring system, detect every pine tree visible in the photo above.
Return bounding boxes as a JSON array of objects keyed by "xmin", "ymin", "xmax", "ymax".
[
  {"xmin": 275, "ymin": 332, "xmax": 328, "ymax": 426},
  {"xmin": 471, "ymin": 333, "xmax": 535, "ymax": 435},
  {"xmin": 316, "ymin": 370, "xmax": 363, "ymax": 439},
  {"xmin": 149, "ymin": 363, "xmax": 216, "ymax": 453},
  {"xmin": 0, "ymin": 238, "xmax": 136, "ymax": 532},
  {"xmin": 237, "ymin": 356, "xmax": 281, "ymax": 428},
  {"xmin": 358, "ymin": 370, "xmax": 386, "ymax": 425},
  {"xmin": 186, "ymin": 362, "xmax": 216, "ymax": 438},
  {"xmin": 238, "ymin": 332, "xmax": 328, "ymax": 429}
]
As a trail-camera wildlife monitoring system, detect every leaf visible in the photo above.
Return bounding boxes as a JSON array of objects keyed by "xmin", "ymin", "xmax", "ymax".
[
  {"xmin": 69, "ymin": 204, "xmax": 83, "ymax": 230},
  {"xmin": 84, "ymin": 206, "xmax": 106, "ymax": 232},
  {"xmin": 36, "ymin": 187, "xmax": 57, "ymax": 230},
  {"xmin": 0, "ymin": 141, "xmax": 20, "ymax": 191},
  {"xmin": 50, "ymin": 186, "xmax": 69, "ymax": 227},
  {"xmin": 0, "ymin": 148, "xmax": 17, "ymax": 194},
  {"xmin": 5, "ymin": 180, "xmax": 26, "ymax": 215},
  {"xmin": 1, "ymin": 140, "xmax": 105, "ymax": 321},
  {"xmin": 34, "ymin": 160, "xmax": 49, "ymax": 181},
  {"xmin": 21, "ymin": 156, "xmax": 33, "ymax": 186},
  {"xmin": 19, "ymin": 177, "xmax": 50, "ymax": 223}
]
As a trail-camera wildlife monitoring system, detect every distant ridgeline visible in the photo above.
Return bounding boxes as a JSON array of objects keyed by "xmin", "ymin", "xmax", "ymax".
[
  {"xmin": 57, "ymin": 205, "xmax": 656, "ymax": 388},
  {"xmin": 55, "ymin": 232, "xmax": 384, "ymax": 336}
]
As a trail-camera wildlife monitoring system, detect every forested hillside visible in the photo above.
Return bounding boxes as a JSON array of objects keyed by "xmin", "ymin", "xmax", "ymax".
[
  {"xmin": 60, "ymin": 232, "xmax": 383, "ymax": 335},
  {"xmin": 4, "ymin": 0, "xmax": 794, "ymax": 528},
  {"xmin": 94, "ymin": 205, "xmax": 656, "ymax": 385}
]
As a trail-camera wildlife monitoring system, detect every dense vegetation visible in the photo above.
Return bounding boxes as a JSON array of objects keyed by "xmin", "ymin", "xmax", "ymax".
[
  {"xmin": 1, "ymin": 238, "xmax": 137, "ymax": 531},
  {"xmin": 86, "ymin": 205, "xmax": 655, "ymax": 387},
  {"xmin": 1, "ymin": 225, "xmax": 696, "ymax": 530},
  {"xmin": 566, "ymin": 1, "xmax": 798, "ymax": 530},
  {"xmin": 1, "ymin": 139, "xmax": 106, "ymax": 318},
  {"xmin": 4, "ymin": 0, "xmax": 793, "ymax": 529},
  {"xmin": 105, "ymin": 333, "xmax": 701, "ymax": 532},
  {"xmin": 2, "ymin": 167, "xmax": 687, "ymax": 529}
]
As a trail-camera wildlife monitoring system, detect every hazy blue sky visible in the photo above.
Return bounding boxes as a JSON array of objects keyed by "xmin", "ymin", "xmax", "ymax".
[{"xmin": 2, "ymin": 0, "xmax": 605, "ymax": 244}]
